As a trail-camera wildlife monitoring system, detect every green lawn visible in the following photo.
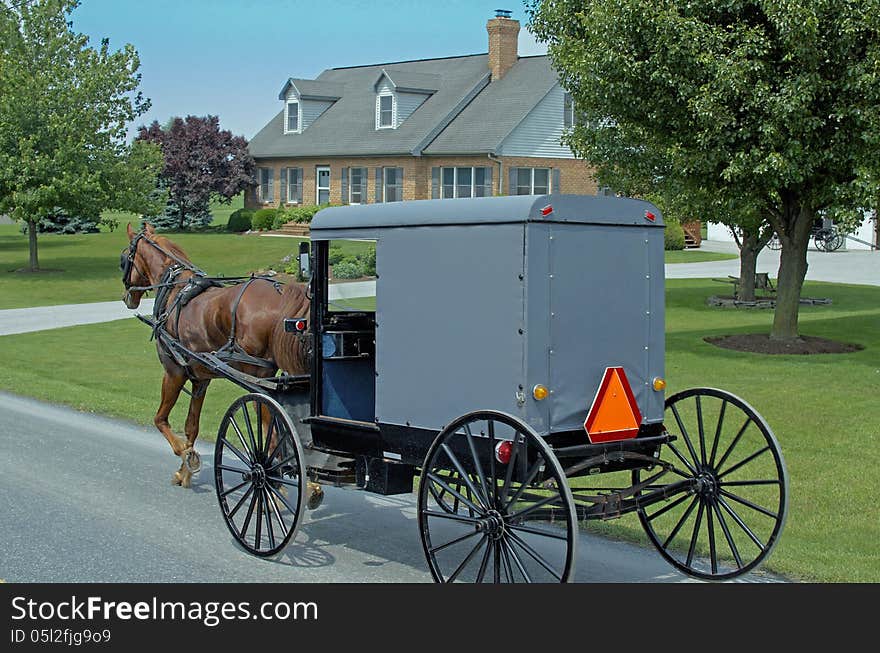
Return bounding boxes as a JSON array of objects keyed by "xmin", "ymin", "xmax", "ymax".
[
  {"xmin": 0, "ymin": 225, "xmax": 308, "ymax": 309},
  {"xmin": 100, "ymin": 193, "xmax": 244, "ymax": 230},
  {"xmin": 664, "ymin": 249, "xmax": 737, "ymax": 263},
  {"xmin": 0, "ymin": 278, "xmax": 876, "ymax": 581}
]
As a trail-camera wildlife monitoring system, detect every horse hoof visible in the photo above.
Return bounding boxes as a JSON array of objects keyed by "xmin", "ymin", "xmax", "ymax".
[
  {"xmin": 307, "ymin": 485, "xmax": 324, "ymax": 510},
  {"xmin": 171, "ymin": 472, "xmax": 183, "ymax": 486},
  {"xmin": 183, "ymin": 448, "xmax": 201, "ymax": 474},
  {"xmin": 180, "ymin": 473, "xmax": 192, "ymax": 489}
]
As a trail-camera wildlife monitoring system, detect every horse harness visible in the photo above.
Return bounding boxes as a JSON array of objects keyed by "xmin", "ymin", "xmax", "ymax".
[{"xmin": 121, "ymin": 231, "xmax": 306, "ymax": 387}]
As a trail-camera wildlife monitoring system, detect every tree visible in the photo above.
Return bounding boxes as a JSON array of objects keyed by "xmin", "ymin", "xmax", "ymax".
[
  {"xmin": 136, "ymin": 115, "xmax": 255, "ymax": 230},
  {"xmin": 529, "ymin": 0, "xmax": 880, "ymax": 339},
  {"xmin": 0, "ymin": 0, "xmax": 163, "ymax": 271}
]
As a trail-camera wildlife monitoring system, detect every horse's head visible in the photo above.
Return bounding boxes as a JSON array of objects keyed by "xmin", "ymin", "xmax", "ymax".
[{"xmin": 121, "ymin": 222, "xmax": 155, "ymax": 308}]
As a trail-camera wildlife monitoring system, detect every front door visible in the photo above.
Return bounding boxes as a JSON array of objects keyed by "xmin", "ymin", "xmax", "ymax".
[{"xmin": 316, "ymin": 166, "xmax": 330, "ymax": 205}]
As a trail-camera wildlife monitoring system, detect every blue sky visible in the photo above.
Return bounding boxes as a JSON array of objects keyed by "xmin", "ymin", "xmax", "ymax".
[{"xmin": 71, "ymin": 0, "xmax": 547, "ymax": 140}]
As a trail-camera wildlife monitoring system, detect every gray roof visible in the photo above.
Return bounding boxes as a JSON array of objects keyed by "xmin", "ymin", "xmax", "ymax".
[
  {"xmin": 249, "ymin": 54, "xmax": 560, "ymax": 158},
  {"xmin": 310, "ymin": 195, "xmax": 664, "ymax": 234},
  {"xmin": 375, "ymin": 69, "xmax": 441, "ymax": 93},
  {"xmin": 423, "ymin": 56, "xmax": 558, "ymax": 155},
  {"xmin": 278, "ymin": 78, "xmax": 344, "ymax": 101}
]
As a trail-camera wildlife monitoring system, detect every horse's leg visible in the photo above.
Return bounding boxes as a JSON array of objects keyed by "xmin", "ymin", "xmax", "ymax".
[
  {"xmin": 155, "ymin": 371, "xmax": 188, "ymax": 455},
  {"xmin": 173, "ymin": 379, "xmax": 210, "ymax": 489},
  {"xmin": 154, "ymin": 371, "xmax": 191, "ymax": 486}
]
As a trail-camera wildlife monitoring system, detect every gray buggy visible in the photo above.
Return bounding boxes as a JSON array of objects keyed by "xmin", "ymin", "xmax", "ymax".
[{"xmin": 210, "ymin": 194, "xmax": 789, "ymax": 582}]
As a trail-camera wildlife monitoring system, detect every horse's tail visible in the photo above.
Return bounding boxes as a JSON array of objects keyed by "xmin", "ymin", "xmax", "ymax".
[{"xmin": 271, "ymin": 282, "xmax": 311, "ymax": 375}]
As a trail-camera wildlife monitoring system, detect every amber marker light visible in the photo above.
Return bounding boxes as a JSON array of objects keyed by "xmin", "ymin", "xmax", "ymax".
[
  {"xmin": 652, "ymin": 377, "xmax": 666, "ymax": 392},
  {"xmin": 532, "ymin": 384, "xmax": 549, "ymax": 401}
]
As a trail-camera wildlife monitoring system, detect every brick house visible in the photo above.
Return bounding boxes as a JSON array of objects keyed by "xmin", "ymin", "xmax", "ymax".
[{"xmin": 246, "ymin": 12, "xmax": 598, "ymax": 212}]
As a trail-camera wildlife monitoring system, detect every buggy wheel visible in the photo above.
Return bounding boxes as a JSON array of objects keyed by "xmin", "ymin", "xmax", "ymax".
[
  {"xmin": 767, "ymin": 233, "xmax": 782, "ymax": 250},
  {"xmin": 826, "ymin": 230, "xmax": 844, "ymax": 251},
  {"xmin": 214, "ymin": 393, "xmax": 306, "ymax": 557},
  {"xmin": 635, "ymin": 388, "xmax": 788, "ymax": 580},
  {"xmin": 418, "ymin": 410, "xmax": 577, "ymax": 583}
]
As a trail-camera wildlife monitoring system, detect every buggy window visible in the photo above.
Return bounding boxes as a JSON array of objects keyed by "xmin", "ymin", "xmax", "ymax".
[{"xmin": 326, "ymin": 239, "xmax": 376, "ymax": 312}]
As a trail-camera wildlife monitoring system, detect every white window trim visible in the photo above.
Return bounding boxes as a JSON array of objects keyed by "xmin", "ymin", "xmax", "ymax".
[
  {"xmin": 284, "ymin": 100, "xmax": 301, "ymax": 134},
  {"xmin": 316, "ymin": 166, "xmax": 331, "ymax": 204},
  {"xmin": 258, "ymin": 168, "xmax": 273, "ymax": 204},
  {"xmin": 516, "ymin": 168, "xmax": 552, "ymax": 195},
  {"xmin": 563, "ymin": 92, "xmax": 575, "ymax": 129},
  {"xmin": 376, "ymin": 93, "xmax": 396, "ymax": 130},
  {"xmin": 348, "ymin": 167, "xmax": 365, "ymax": 205},
  {"xmin": 286, "ymin": 168, "xmax": 300, "ymax": 204},
  {"xmin": 382, "ymin": 167, "xmax": 402, "ymax": 202},
  {"xmin": 440, "ymin": 167, "xmax": 488, "ymax": 199}
]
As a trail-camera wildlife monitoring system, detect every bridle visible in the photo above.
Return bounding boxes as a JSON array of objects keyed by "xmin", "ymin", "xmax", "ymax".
[{"xmin": 120, "ymin": 230, "xmax": 205, "ymax": 302}]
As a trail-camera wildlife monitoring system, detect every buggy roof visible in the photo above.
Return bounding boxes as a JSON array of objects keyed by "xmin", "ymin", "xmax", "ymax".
[{"xmin": 309, "ymin": 195, "xmax": 664, "ymax": 236}]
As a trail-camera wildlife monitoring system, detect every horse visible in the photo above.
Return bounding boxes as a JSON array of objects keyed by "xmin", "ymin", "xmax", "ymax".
[{"xmin": 120, "ymin": 223, "xmax": 321, "ymax": 504}]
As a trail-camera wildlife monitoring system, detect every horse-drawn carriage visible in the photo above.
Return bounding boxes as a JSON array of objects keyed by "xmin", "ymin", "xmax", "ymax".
[{"xmin": 128, "ymin": 195, "xmax": 788, "ymax": 582}]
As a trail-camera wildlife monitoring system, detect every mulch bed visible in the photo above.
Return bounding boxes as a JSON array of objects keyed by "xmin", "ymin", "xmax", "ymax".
[{"xmin": 705, "ymin": 334, "xmax": 863, "ymax": 355}]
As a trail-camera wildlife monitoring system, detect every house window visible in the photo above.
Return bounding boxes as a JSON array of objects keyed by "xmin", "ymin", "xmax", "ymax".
[
  {"xmin": 316, "ymin": 166, "xmax": 331, "ymax": 205},
  {"xmin": 383, "ymin": 167, "xmax": 403, "ymax": 202},
  {"xmin": 287, "ymin": 168, "xmax": 303, "ymax": 204},
  {"xmin": 563, "ymin": 92, "xmax": 575, "ymax": 129},
  {"xmin": 286, "ymin": 101, "xmax": 300, "ymax": 133},
  {"xmin": 377, "ymin": 94, "xmax": 394, "ymax": 129},
  {"xmin": 440, "ymin": 167, "xmax": 493, "ymax": 199},
  {"xmin": 513, "ymin": 168, "xmax": 552, "ymax": 195},
  {"xmin": 348, "ymin": 167, "xmax": 366, "ymax": 204},
  {"xmin": 258, "ymin": 167, "xmax": 273, "ymax": 203}
]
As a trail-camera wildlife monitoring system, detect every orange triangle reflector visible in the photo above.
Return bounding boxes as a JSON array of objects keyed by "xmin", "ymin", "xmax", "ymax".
[{"xmin": 584, "ymin": 367, "xmax": 643, "ymax": 443}]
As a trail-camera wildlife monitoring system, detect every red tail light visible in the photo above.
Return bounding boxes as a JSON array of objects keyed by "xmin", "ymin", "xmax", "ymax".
[{"xmin": 494, "ymin": 441, "xmax": 513, "ymax": 464}]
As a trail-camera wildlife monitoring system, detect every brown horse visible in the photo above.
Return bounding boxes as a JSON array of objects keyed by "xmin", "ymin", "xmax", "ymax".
[{"xmin": 121, "ymin": 223, "xmax": 316, "ymax": 495}]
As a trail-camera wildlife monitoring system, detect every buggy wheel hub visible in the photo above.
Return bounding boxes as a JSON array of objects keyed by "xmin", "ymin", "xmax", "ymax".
[
  {"xmin": 694, "ymin": 471, "xmax": 717, "ymax": 498},
  {"xmin": 246, "ymin": 464, "xmax": 267, "ymax": 489},
  {"xmin": 476, "ymin": 510, "xmax": 506, "ymax": 540}
]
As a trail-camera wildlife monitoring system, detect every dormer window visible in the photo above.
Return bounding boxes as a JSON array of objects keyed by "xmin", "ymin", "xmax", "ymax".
[
  {"xmin": 286, "ymin": 101, "xmax": 300, "ymax": 133},
  {"xmin": 377, "ymin": 94, "xmax": 394, "ymax": 129}
]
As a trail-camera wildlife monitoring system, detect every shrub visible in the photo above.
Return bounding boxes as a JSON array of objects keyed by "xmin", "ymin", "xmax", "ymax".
[
  {"xmin": 272, "ymin": 211, "xmax": 290, "ymax": 230},
  {"xmin": 227, "ymin": 208, "xmax": 253, "ymax": 232},
  {"xmin": 665, "ymin": 219, "xmax": 686, "ymax": 250},
  {"xmin": 22, "ymin": 210, "xmax": 99, "ymax": 234},
  {"xmin": 251, "ymin": 208, "xmax": 277, "ymax": 231},
  {"xmin": 328, "ymin": 246, "xmax": 345, "ymax": 265},
  {"xmin": 358, "ymin": 247, "xmax": 376, "ymax": 276},
  {"xmin": 332, "ymin": 256, "xmax": 364, "ymax": 279}
]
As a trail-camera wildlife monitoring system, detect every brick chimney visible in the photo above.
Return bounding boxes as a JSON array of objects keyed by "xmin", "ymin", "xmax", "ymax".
[{"xmin": 487, "ymin": 10, "xmax": 519, "ymax": 81}]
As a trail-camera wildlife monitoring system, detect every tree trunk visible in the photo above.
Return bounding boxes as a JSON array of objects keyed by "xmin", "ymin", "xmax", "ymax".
[
  {"xmin": 771, "ymin": 209, "xmax": 813, "ymax": 340},
  {"xmin": 27, "ymin": 218, "xmax": 40, "ymax": 272},
  {"xmin": 738, "ymin": 231, "xmax": 760, "ymax": 301},
  {"xmin": 178, "ymin": 204, "xmax": 185, "ymax": 231}
]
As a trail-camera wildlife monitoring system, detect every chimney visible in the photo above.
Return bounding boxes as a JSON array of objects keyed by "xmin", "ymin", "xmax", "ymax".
[{"xmin": 487, "ymin": 9, "xmax": 519, "ymax": 81}]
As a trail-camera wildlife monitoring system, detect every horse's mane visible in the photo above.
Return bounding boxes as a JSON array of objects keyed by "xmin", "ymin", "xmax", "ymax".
[{"xmin": 154, "ymin": 234, "xmax": 192, "ymax": 266}]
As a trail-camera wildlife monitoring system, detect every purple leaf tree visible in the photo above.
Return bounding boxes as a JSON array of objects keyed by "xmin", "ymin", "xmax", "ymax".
[{"xmin": 137, "ymin": 115, "xmax": 255, "ymax": 229}]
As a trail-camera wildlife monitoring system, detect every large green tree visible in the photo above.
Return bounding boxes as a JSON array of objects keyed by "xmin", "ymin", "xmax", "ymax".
[
  {"xmin": 529, "ymin": 0, "xmax": 880, "ymax": 339},
  {"xmin": 0, "ymin": 0, "xmax": 163, "ymax": 271}
]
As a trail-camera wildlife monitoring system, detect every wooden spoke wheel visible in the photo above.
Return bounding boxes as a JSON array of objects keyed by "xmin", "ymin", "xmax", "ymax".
[
  {"xmin": 635, "ymin": 388, "xmax": 788, "ymax": 580},
  {"xmin": 418, "ymin": 410, "xmax": 577, "ymax": 583},
  {"xmin": 214, "ymin": 393, "xmax": 307, "ymax": 557}
]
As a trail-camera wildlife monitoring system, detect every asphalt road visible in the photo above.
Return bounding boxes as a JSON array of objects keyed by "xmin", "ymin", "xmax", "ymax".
[{"xmin": 0, "ymin": 392, "xmax": 785, "ymax": 583}]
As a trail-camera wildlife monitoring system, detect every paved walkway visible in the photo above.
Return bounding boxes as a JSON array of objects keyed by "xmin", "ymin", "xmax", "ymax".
[{"xmin": 0, "ymin": 241, "xmax": 876, "ymax": 336}]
